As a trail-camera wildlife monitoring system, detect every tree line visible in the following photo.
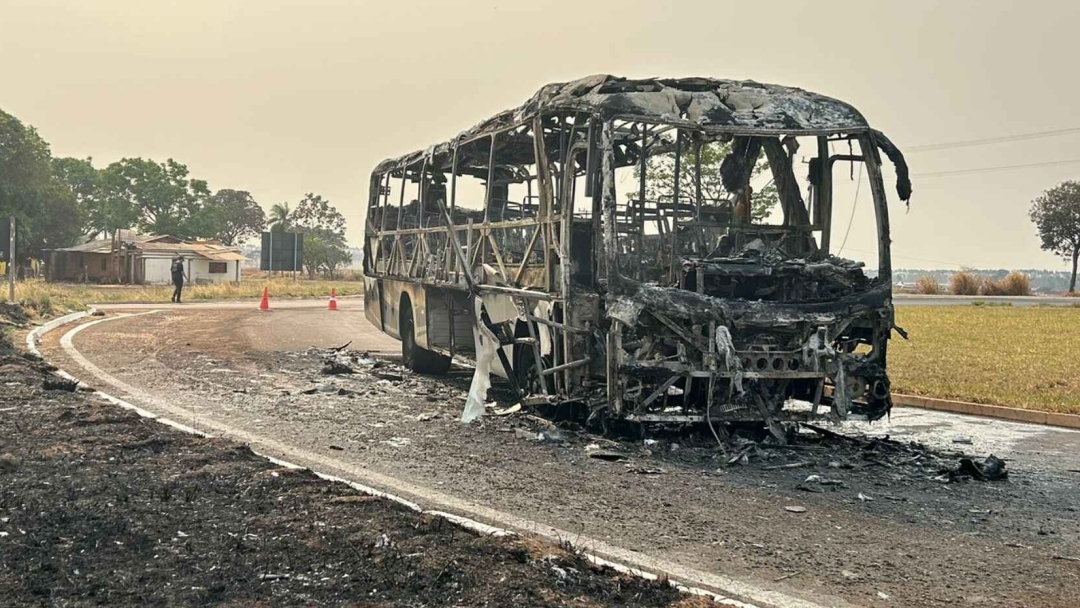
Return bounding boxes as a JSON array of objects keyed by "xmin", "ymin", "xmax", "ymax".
[{"xmin": 0, "ymin": 107, "xmax": 351, "ymax": 279}]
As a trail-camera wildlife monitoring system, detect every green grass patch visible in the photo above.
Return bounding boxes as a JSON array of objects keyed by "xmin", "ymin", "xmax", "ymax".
[{"xmin": 891, "ymin": 306, "xmax": 1080, "ymax": 415}]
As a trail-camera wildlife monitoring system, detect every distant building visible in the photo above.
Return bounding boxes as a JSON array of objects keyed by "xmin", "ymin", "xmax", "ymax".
[{"xmin": 46, "ymin": 232, "xmax": 244, "ymax": 284}]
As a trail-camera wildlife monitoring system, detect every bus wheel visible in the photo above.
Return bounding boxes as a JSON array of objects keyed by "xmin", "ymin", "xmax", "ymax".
[
  {"xmin": 514, "ymin": 345, "xmax": 552, "ymax": 396},
  {"xmin": 400, "ymin": 303, "xmax": 451, "ymax": 375}
]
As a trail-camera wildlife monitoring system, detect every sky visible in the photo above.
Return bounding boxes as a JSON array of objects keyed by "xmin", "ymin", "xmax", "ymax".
[{"xmin": 2, "ymin": 0, "xmax": 1079, "ymax": 271}]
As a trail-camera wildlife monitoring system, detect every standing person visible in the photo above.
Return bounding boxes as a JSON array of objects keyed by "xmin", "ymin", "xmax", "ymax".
[{"xmin": 170, "ymin": 255, "xmax": 189, "ymax": 303}]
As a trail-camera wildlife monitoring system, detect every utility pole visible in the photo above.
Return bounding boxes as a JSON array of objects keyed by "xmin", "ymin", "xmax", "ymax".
[{"xmin": 7, "ymin": 217, "xmax": 15, "ymax": 302}]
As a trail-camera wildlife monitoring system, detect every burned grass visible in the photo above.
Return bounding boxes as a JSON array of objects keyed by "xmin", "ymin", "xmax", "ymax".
[
  {"xmin": 890, "ymin": 306, "xmax": 1080, "ymax": 414},
  {"xmin": 0, "ymin": 353, "xmax": 686, "ymax": 607}
]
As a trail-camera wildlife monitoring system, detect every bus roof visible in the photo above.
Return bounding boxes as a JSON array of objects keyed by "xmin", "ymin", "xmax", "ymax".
[{"xmin": 374, "ymin": 75, "xmax": 870, "ymax": 173}]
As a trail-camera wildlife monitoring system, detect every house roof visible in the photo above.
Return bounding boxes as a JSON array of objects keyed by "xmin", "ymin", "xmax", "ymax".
[
  {"xmin": 51, "ymin": 235, "xmax": 243, "ymax": 260},
  {"xmin": 136, "ymin": 241, "xmax": 243, "ymax": 260},
  {"xmin": 53, "ymin": 239, "xmax": 113, "ymax": 254},
  {"xmin": 200, "ymin": 250, "xmax": 246, "ymax": 261}
]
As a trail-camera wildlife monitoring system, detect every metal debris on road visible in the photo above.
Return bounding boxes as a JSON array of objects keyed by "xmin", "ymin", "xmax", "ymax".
[
  {"xmin": 492, "ymin": 403, "xmax": 521, "ymax": 416},
  {"xmin": 321, "ymin": 360, "xmax": 355, "ymax": 375},
  {"xmin": 588, "ymin": 450, "xmax": 629, "ymax": 462},
  {"xmin": 381, "ymin": 437, "xmax": 411, "ymax": 448},
  {"xmin": 774, "ymin": 571, "xmax": 801, "ymax": 583},
  {"xmin": 764, "ymin": 461, "xmax": 811, "ymax": 471},
  {"xmin": 944, "ymin": 454, "xmax": 1008, "ymax": 482}
]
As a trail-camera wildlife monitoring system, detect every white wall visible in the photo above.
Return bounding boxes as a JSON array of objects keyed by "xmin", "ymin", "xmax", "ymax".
[
  {"xmin": 143, "ymin": 257, "xmax": 173, "ymax": 285},
  {"xmin": 188, "ymin": 258, "xmax": 239, "ymax": 284},
  {"xmin": 141, "ymin": 256, "xmax": 239, "ymax": 285}
]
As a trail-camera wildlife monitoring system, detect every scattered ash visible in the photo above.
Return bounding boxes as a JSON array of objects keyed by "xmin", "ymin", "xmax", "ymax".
[
  {"xmin": 615, "ymin": 420, "xmax": 1013, "ymax": 489},
  {"xmin": 0, "ymin": 340, "xmax": 694, "ymax": 607},
  {"xmin": 294, "ymin": 346, "xmax": 1012, "ymax": 490}
]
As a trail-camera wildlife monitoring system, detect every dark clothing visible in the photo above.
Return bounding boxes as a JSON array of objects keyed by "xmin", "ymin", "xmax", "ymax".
[
  {"xmin": 170, "ymin": 260, "xmax": 184, "ymax": 282},
  {"xmin": 170, "ymin": 260, "xmax": 185, "ymax": 303}
]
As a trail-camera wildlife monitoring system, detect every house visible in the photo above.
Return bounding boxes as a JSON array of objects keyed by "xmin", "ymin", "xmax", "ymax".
[
  {"xmin": 46, "ymin": 238, "xmax": 115, "ymax": 282},
  {"xmin": 47, "ymin": 232, "xmax": 245, "ymax": 285}
]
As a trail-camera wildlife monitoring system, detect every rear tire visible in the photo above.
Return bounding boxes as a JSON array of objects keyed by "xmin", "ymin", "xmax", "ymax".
[
  {"xmin": 514, "ymin": 342, "xmax": 552, "ymax": 396},
  {"xmin": 400, "ymin": 301, "xmax": 451, "ymax": 375}
]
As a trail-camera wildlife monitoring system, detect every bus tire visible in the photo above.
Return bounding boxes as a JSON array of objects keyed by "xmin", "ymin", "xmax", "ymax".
[
  {"xmin": 400, "ymin": 300, "xmax": 451, "ymax": 375},
  {"xmin": 514, "ymin": 337, "xmax": 552, "ymax": 396}
]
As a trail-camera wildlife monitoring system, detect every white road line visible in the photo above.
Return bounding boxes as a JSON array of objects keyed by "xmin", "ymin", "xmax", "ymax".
[
  {"xmin": 52, "ymin": 313, "xmax": 841, "ymax": 608},
  {"xmin": 55, "ymin": 311, "xmax": 210, "ymax": 437}
]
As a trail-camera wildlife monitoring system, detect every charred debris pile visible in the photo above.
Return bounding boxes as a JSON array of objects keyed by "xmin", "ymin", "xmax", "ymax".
[{"xmin": 301, "ymin": 345, "xmax": 1009, "ymax": 485}]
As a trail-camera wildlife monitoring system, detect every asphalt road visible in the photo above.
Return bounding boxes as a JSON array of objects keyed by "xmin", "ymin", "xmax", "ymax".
[
  {"xmin": 54, "ymin": 305, "xmax": 1080, "ymax": 468},
  {"xmin": 893, "ymin": 293, "xmax": 1078, "ymax": 306},
  {"xmin": 36, "ymin": 304, "xmax": 1080, "ymax": 607}
]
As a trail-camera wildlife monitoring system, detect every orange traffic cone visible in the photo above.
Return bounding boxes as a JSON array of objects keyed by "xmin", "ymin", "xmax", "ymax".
[
  {"xmin": 259, "ymin": 286, "xmax": 270, "ymax": 311},
  {"xmin": 328, "ymin": 287, "xmax": 338, "ymax": 311}
]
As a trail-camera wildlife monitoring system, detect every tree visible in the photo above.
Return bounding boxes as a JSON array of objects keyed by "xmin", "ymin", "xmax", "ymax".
[
  {"xmin": 100, "ymin": 158, "xmax": 212, "ymax": 239},
  {"xmin": 1030, "ymin": 181, "xmax": 1080, "ymax": 293},
  {"xmin": 291, "ymin": 194, "xmax": 351, "ymax": 279},
  {"xmin": 206, "ymin": 189, "xmax": 265, "ymax": 245},
  {"xmin": 638, "ymin": 139, "xmax": 778, "ymax": 222},
  {"xmin": 28, "ymin": 181, "xmax": 84, "ymax": 256},
  {"xmin": 52, "ymin": 157, "xmax": 105, "ymax": 237},
  {"xmin": 268, "ymin": 202, "xmax": 292, "ymax": 232},
  {"xmin": 1, "ymin": 109, "xmax": 53, "ymax": 237},
  {"xmin": 292, "ymin": 193, "xmax": 346, "ymax": 234},
  {"xmin": 303, "ymin": 229, "xmax": 353, "ymax": 279},
  {"xmin": 0, "ymin": 109, "xmax": 85, "ymax": 261}
]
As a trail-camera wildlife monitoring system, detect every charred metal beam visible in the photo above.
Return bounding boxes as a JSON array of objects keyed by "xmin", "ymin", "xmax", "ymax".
[
  {"xmin": 668, "ymin": 130, "xmax": 683, "ymax": 283},
  {"xmin": 761, "ymin": 137, "xmax": 811, "ymax": 228}
]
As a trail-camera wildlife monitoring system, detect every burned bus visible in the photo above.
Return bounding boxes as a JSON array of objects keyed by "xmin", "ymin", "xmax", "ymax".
[{"xmin": 363, "ymin": 75, "xmax": 911, "ymax": 437}]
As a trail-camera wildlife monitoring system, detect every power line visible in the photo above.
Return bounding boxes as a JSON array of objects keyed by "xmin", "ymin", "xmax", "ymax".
[
  {"xmin": 841, "ymin": 247, "xmax": 973, "ymax": 269},
  {"xmin": 836, "ymin": 163, "xmax": 863, "ymax": 256},
  {"xmin": 908, "ymin": 126, "xmax": 1080, "ymax": 153},
  {"xmin": 914, "ymin": 158, "xmax": 1080, "ymax": 178}
]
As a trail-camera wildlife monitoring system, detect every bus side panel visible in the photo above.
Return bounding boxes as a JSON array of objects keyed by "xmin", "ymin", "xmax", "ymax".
[
  {"xmin": 381, "ymin": 279, "xmax": 403, "ymax": 340},
  {"xmin": 363, "ymin": 276, "xmax": 383, "ymax": 332},
  {"xmin": 379, "ymin": 279, "xmax": 427, "ymax": 348},
  {"xmin": 411, "ymin": 284, "xmax": 429, "ymax": 350},
  {"xmin": 478, "ymin": 292, "xmax": 517, "ymax": 379}
]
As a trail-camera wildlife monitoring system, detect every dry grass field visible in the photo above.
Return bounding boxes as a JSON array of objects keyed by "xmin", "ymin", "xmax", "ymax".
[
  {"xmin": 890, "ymin": 305, "xmax": 1080, "ymax": 414},
  {"xmin": 2, "ymin": 278, "xmax": 364, "ymax": 316}
]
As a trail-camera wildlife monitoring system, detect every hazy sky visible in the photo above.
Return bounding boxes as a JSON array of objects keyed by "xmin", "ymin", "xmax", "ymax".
[{"xmin": 3, "ymin": 0, "xmax": 1079, "ymax": 271}]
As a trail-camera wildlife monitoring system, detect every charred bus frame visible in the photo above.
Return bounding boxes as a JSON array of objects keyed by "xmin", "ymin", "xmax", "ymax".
[{"xmin": 363, "ymin": 75, "xmax": 911, "ymax": 436}]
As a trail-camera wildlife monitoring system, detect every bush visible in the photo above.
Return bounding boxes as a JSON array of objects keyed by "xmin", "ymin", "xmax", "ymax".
[
  {"xmin": 979, "ymin": 277, "xmax": 1003, "ymax": 296},
  {"xmin": 997, "ymin": 272, "xmax": 1032, "ymax": 296},
  {"xmin": 949, "ymin": 272, "xmax": 980, "ymax": 295},
  {"xmin": 914, "ymin": 276, "xmax": 941, "ymax": 295},
  {"xmin": 977, "ymin": 272, "xmax": 1032, "ymax": 296}
]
